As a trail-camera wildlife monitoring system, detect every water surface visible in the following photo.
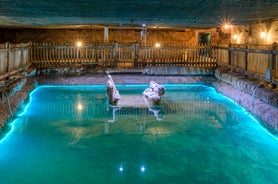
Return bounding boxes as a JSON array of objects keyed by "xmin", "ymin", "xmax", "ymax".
[{"xmin": 0, "ymin": 84, "xmax": 278, "ymax": 184}]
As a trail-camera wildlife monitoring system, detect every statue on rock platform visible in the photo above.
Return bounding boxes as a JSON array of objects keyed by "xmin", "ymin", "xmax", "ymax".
[
  {"xmin": 143, "ymin": 81, "xmax": 165, "ymax": 105},
  {"xmin": 106, "ymin": 75, "xmax": 120, "ymax": 105}
]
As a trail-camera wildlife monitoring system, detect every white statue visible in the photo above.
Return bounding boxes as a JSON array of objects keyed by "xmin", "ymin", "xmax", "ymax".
[
  {"xmin": 106, "ymin": 75, "xmax": 120, "ymax": 105},
  {"xmin": 143, "ymin": 81, "xmax": 165, "ymax": 104}
]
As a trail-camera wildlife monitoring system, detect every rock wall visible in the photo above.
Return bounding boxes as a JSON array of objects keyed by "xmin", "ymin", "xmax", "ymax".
[
  {"xmin": 214, "ymin": 68, "xmax": 278, "ymax": 131},
  {"xmin": 0, "ymin": 27, "xmax": 220, "ymax": 44},
  {"xmin": 215, "ymin": 68, "xmax": 278, "ymax": 108},
  {"xmin": 0, "ymin": 75, "xmax": 35, "ymax": 128}
]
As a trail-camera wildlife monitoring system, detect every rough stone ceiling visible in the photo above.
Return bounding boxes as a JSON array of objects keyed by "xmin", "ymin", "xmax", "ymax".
[{"xmin": 0, "ymin": 0, "xmax": 278, "ymax": 28}]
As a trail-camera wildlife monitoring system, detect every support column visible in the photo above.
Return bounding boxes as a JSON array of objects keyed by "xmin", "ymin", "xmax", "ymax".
[
  {"xmin": 104, "ymin": 26, "xmax": 109, "ymax": 43},
  {"xmin": 141, "ymin": 25, "xmax": 147, "ymax": 46}
]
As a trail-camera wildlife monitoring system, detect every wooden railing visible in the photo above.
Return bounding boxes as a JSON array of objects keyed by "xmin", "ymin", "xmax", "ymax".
[
  {"xmin": 217, "ymin": 43, "xmax": 278, "ymax": 84},
  {"xmin": 0, "ymin": 42, "xmax": 30, "ymax": 80},
  {"xmin": 30, "ymin": 42, "xmax": 217, "ymax": 69},
  {"xmin": 0, "ymin": 41, "xmax": 277, "ymax": 85}
]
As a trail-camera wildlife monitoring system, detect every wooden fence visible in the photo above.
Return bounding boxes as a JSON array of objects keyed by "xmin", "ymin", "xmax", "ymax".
[
  {"xmin": 217, "ymin": 43, "xmax": 278, "ymax": 84},
  {"xmin": 0, "ymin": 41, "xmax": 278, "ymax": 85},
  {"xmin": 30, "ymin": 42, "xmax": 217, "ymax": 69},
  {"xmin": 0, "ymin": 42, "xmax": 30, "ymax": 80}
]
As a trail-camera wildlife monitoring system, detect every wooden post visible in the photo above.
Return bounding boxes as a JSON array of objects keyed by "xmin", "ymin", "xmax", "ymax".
[
  {"xmin": 271, "ymin": 42, "xmax": 277, "ymax": 71},
  {"xmin": 244, "ymin": 44, "xmax": 249, "ymax": 76},
  {"xmin": 74, "ymin": 47, "xmax": 79, "ymax": 62},
  {"xmin": 6, "ymin": 42, "xmax": 10, "ymax": 79},
  {"xmin": 228, "ymin": 43, "xmax": 232, "ymax": 67},
  {"xmin": 28, "ymin": 42, "xmax": 32, "ymax": 65},
  {"xmin": 134, "ymin": 42, "xmax": 139, "ymax": 67},
  {"xmin": 113, "ymin": 42, "xmax": 119, "ymax": 67},
  {"xmin": 271, "ymin": 42, "xmax": 277, "ymax": 88},
  {"xmin": 20, "ymin": 43, "xmax": 24, "ymax": 67}
]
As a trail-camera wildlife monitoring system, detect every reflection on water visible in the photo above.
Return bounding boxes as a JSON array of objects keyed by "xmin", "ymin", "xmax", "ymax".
[
  {"xmin": 0, "ymin": 85, "xmax": 278, "ymax": 184},
  {"xmin": 147, "ymin": 106, "xmax": 165, "ymax": 121},
  {"xmin": 107, "ymin": 106, "xmax": 121, "ymax": 123}
]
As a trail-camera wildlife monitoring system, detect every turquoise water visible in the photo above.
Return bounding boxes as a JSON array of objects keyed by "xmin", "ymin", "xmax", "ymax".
[{"xmin": 0, "ymin": 84, "xmax": 278, "ymax": 184}]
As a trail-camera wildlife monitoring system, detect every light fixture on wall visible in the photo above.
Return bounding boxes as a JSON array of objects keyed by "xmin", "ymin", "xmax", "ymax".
[
  {"xmin": 260, "ymin": 31, "xmax": 271, "ymax": 42},
  {"xmin": 220, "ymin": 23, "xmax": 233, "ymax": 34},
  {"xmin": 224, "ymin": 24, "xmax": 231, "ymax": 29},
  {"xmin": 76, "ymin": 41, "xmax": 82, "ymax": 47},
  {"xmin": 155, "ymin": 42, "xmax": 161, "ymax": 48},
  {"xmin": 232, "ymin": 33, "xmax": 241, "ymax": 43},
  {"xmin": 219, "ymin": 16, "xmax": 233, "ymax": 34},
  {"xmin": 223, "ymin": 22, "xmax": 232, "ymax": 31},
  {"xmin": 233, "ymin": 34, "xmax": 238, "ymax": 40},
  {"xmin": 260, "ymin": 31, "xmax": 266, "ymax": 38}
]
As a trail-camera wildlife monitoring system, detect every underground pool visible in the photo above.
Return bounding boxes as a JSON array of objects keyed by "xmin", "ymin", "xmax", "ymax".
[{"xmin": 0, "ymin": 84, "xmax": 278, "ymax": 184}]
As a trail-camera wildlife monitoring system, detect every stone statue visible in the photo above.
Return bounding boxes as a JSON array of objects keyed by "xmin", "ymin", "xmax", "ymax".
[
  {"xmin": 143, "ymin": 81, "xmax": 165, "ymax": 104},
  {"xmin": 106, "ymin": 75, "xmax": 120, "ymax": 105}
]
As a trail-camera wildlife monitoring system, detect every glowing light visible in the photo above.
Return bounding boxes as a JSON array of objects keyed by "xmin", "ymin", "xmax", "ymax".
[
  {"xmin": 219, "ymin": 17, "xmax": 233, "ymax": 33},
  {"xmin": 17, "ymin": 86, "xmax": 42, "ymax": 117},
  {"xmin": 0, "ymin": 123, "xmax": 15, "ymax": 144},
  {"xmin": 224, "ymin": 24, "xmax": 231, "ymax": 29},
  {"xmin": 260, "ymin": 32, "xmax": 266, "ymax": 38},
  {"xmin": 260, "ymin": 32, "xmax": 271, "ymax": 42},
  {"xmin": 142, "ymin": 24, "xmax": 146, "ymax": 27},
  {"xmin": 140, "ymin": 166, "xmax": 145, "ymax": 172},
  {"xmin": 155, "ymin": 43, "xmax": 161, "ymax": 48},
  {"xmin": 233, "ymin": 34, "xmax": 238, "ymax": 40},
  {"xmin": 266, "ymin": 33, "xmax": 271, "ymax": 41},
  {"xmin": 77, "ymin": 102, "xmax": 83, "ymax": 111},
  {"xmin": 119, "ymin": 166, "xmax": 124, "ymax": 172},
  {"xmin": 76, "ymin": 41, "xmax": 82, "ymax": 47}
]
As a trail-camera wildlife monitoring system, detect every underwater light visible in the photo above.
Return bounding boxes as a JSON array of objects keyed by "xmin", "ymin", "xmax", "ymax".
[
  {"xmin": 140, "ymin": 166, "xmax": 145, "ymax": 172},
  {"xmin": 119, "ymin": 166, "xmax": 124, "ymax": 172}
]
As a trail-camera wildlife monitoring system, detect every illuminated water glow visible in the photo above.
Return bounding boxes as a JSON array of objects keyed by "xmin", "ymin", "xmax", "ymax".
[{"xmin": 1, "ymin": 84, "xmax": 278, "ymax": 184}]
